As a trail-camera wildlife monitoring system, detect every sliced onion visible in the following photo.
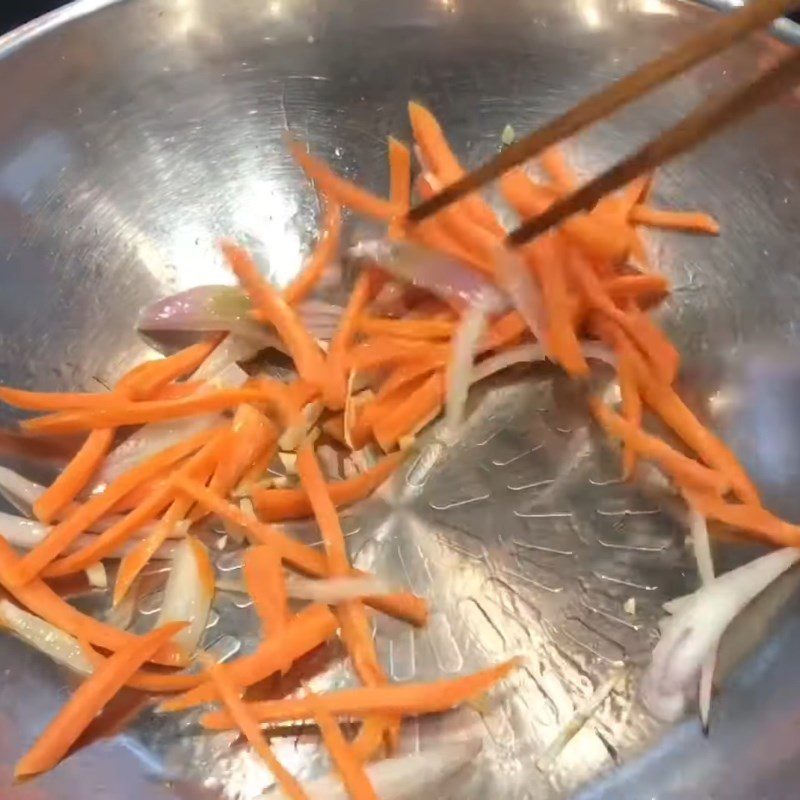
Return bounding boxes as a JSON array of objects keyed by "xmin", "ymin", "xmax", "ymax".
[
  {"xmin": 192, "ymin": 334, "xmax": 261, "ymax": 383},
  {"xmin": 139, "ymin": 286, "xmax": 343, "ymax": 347},
  {"xmin": 350, "ymin": 238, "xmax": 507, "ymax": 315},
  {"xmin": 262, "ymin": 739, "xmax": 481, "ymax": 800},
  {"xmin": 493, "ymin": 246, "xmax": 547, "ymax": 345},
  {"xmin": 470, "ymin": 341, "xmax": 615, "ymax": 386},
  {"xmin": 285, "ymin": 575, "xmax": 394, "ymax": 603},
  {"xmin": 94, "ymin": 415, "xmax": 221, "ymax": 489},
  {"xmin": 445, "ymin": 303, "xmax": 488, "ymax": 435},
  {"xmin": 155, "ymin": 538, "xmax": 214, "ymax": 660},
  {"xmin": 641, "ymin": 546, "xmax": 800, "ymax": 722},
  {"xmin": 687, "ymin": 505, "xmax": 715, "ymax": 729},
  {"xmin": 138, "ymin": 285, "xmax": 276, "ymax": 346},
  {"xmin": 85, "ymin": 562, "xmax": 108, "ymax": 589},
  {"xmin": 0, "ymin": 510, "xmax": 49, "ymax": 548},
  {"xmin": 0, "ymin": 466, "xmax": 45, "ymax": 515},
  {"xmin": 279, "ymin": 399, "xmax": 323, "ymax": 451},
  {"xmin": 0, "ymin": 600, "xmax": 93, "ymax": 676}
]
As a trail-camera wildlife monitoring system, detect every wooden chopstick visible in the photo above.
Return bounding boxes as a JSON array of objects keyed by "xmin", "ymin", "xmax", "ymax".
[
  {"xmin": 406, "ymin": 0, "xmax": 796, "ymax": 225},
  {"xmin": 506, "ymin": 50, "xmax": 800, "ymax": 246}
]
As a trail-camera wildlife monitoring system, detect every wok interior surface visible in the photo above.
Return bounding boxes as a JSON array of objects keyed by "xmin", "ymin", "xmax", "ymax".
[{"xmin": 0, "ymin": 0, "xmax": 799, "ymax": 797}]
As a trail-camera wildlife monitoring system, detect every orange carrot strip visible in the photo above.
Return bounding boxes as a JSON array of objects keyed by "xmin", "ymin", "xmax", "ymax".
[
  {"xmin": 159, "ymin": 603, "xmax": 338, "ymax": 712},
  {"xmin": 499, "ymin": 167, "xmax": 628, "ymax": 264},
  {"xmin": 630, "ymin": 206, "xmax": 720, "ymax": 235},
  {"xmin": 80, "ymin": 644, "xmax": 205, "ymax": 693},
  {"xmin": 326, "ymin": 272, "xmax": 375, "ymax": 409},
  {"xmin": 407, "ymin": 101, "xmax": 502, "ymax": 234},
  {"xmin": 171, "ymin": 474, "xmax": 427, "ymax": 627},
  {"xmin": 409, "ymin": 216, "xmax": 494, "ymax": 278},
  {"xmin": 355, "ymin": 316, "xmax": 455, "ymax": 340},
  {"xmin": 603, "ymin": 274, "xmax": 670, "ymax": 307},
  {"xmin": 0, "ymin": 387, "xmax": 123, "ymax": 412},
  {"xmin": 566, "ymin": 248, "xmax": 674, "ymax": 382},
  {"xmin": 22, "ymin": 383, "xmax": 294, "ymax": 436},
  {"xmin": 289, "ymin": 140, "xmax": 398, "ymax": 221},
  {"xmin": 13, "ymin": 427, "xmax": 220, "ymax": 584},
  {"xmin": 113, "ymin": 495, "xmax": 194, "ymax": 607},
  {"xmin": 590, "ymin": 399, "xmax": 728, "ymax": 495},
  {"xmin": 313, "ymin": 702, "xmax": 378, "ymax": 800},
  {"xmin": 122, "ymin": 338, "xmax": 220, "ymax": 401},
  {"xmin": 297, "ymin": 445, "xmax": 388, "ymax": 684},
  {"xmin": 251, "ymin": 452, "xmax": 405, "ymax": 521},
  {"xmin": 15, "ymin": 622, "xmax": 185, "ymax": 778},
  {"xmin": 44, "ymin": 429, "xmax": 226, "ymax": 578},
  {"xmin": 540, "ymin": 145, "xmax": 577, "ymax": 193},
  {"xmin": 155, "ymin": 381, "xmax": 205, "ymax": 401},
  {"xmin": 372, "ymin": 372, "xmax": 444, "ymax": 452},
  {"xmin": 626, "ymin": 304, "xmax": 680, "ymax": 384},
  {"xmin": 283, "ymin": 200, "xmax": 343, "ymax": 307},
  {"xmin": 202, "ymin": 658, "xmax": 521, "ymax": 729},
  {"xmin": 33, "ymin": 429, "xmax": 116, "ymax": 524},
  {"xmin": 524, "ymin": 234, "xmax": 588, "ymax": 377},
  {"xmin": 222, "ymin": 241, "xmax": 327, "ymax": 391},
  {"xmin": 244, "ymin": 546, "xmax": 289, "ymax": 636},
  {"xmin": 388, "ymin": 136, "xmax": 411, "ymax": 210},
  {"xmin": 415, "ymin": 174, "xmax": 498, "ymax": 277},
  {"xmin": 622, "ymin": 349, "xmax": 759, "ymax": 505},
  {"xmin": 0, "ymin": 536, "xmax": 182, "ymax": 667},
  {"xmin": 684, "ymin": 491, "xmax": 800, "ymax": 547},
  {"xmin": 617, "ymin": 346, "xmax": 642, "ymax": 479},
  {"xmin": 347, "ymin": 337, "xmax": 448, "ymax": 374},
  {"xmin": 205, "ymin": 660, "xmax": 309, "ymax": 800}
]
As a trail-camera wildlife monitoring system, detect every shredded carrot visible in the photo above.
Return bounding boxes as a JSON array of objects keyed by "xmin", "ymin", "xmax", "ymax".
[
  {"xmin": 684, "ymin": 490, "xmax": 800, "ymax": 547},
  {"xmin": 540, "ymin": 145, "xmax": 577, "ymax": 193},
  {"xmin": 313, "ymin": 700, "xmax": 379, "ymax": 800},
  {"xmin": 615, "ymin": 336, "xmax": 643, "ymax": 479},
  {"xmin": 388, "ymin": 136, "xmax": 411, "ymax": 212},
  {"xmin": 326, "ymin": 271, "xmax": 376, "ymax": 409},
  {"xmin": 603, "ymin": 274, "xmax": 670, "ymax": 307},
  {"xmin": 252, "ymin": 452, "xmax": 404, "ymax": 521},
  {"xmin": 407, "ymin": 101, "xmax": 502, "ymax": 235},
  {"xmin": 355, "ymin": 316, "xmax": 455, "ymax": 340},
  {"xmin": 205, "ymin": 659, "xmax": 309, "ymax": 800},
  {"xmin": 12, "ymin": 427, "xmax": 222, "ymax": 585},
  {"xmin": 15, "ymin": 621, "xmax": 185, "ymax": 778},
  {"xmin": 80, "ymin": 643, "xmax": 205, "ymax": 693},
  {"xmin": 630, "ymin": 206, "xmax": 720, "ymax": 234},
  {"xmin": 0, "ymin": 536, "xmax": 182, "ymax": 667},
  {"xmin": 244, "ymin": 546, "xmax": 289, "ymax": 636},
  {"xmin": 283, "ymin": 200, "xmax": 342, "ymax": 306},
  {"xmin": 22, "ymin": 383, "xmax": 296, "ymax": 437},
  {"xmin": 289, "ymin": 139, "xmax": 398, "ymax": 222},
  {"xmin": 202, "ymin": 657, "xmax": 521, "ymax": 729},
  {"xmin": 590, "ymin": 399, "xmax": 729, "ymax": 495},
  {"xmin": 499, "ymin": 167, "xmax": 628, "ymax": 263},
  {"xmin": 43, "ymin": 431, "xmax": 225, "ymax": 579},
  {"xmin": 159, "ymin": 603, "xmax": 338, "ymax": 712},
  {"xmin": 228, "ymin": 242, "xmax": 331, "ymax": 388},
  {"xmin": 171, "ymin": 474, "xmax": 428, "ymax": 627},
  {"xmin": 372, "ymin": 371, "xmax": 445, "ymax": 452}
]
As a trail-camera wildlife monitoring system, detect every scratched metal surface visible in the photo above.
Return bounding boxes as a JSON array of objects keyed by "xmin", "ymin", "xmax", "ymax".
[{"xmin": 0, "ymin": 0, "xmax": 800, "ymax": 798}]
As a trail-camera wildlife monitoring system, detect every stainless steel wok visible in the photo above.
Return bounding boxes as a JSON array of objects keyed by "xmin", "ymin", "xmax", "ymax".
[{"xmin": 0, "ymin": 0, "xmax": 799, "ymax": 798}]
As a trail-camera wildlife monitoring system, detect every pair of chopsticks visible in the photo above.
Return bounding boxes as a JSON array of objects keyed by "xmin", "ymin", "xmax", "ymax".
[{"xmin": 407, "ymin": 0, "xmax": 800, "ymax": 247}]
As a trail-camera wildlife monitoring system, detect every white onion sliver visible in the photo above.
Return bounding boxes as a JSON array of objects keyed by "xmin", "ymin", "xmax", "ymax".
[
  {"xmin": 0, "ymin": 600, "xmax": 93, "ymax": 676},
  {"xmin": 285, "ymin": 575, "xmax": 394, "ymax": 603},
  {"xmin": 94, "ymin": 415, "xmax": 220, "ymax": 489},
  {"xmin": 0, "ymin": 467, "xmax": 46, "ymax": 515},
  {"xmin": 0, "ymin": 510, "xmax": 49, "ymax": 548},
  {"xmin": 154, "ymin": 538, "xmax": 214, "ymax": 659},
  {"xmin": 261, "ymin": 739, "xmax": 481, "ymax": 800},
  {"xmin": 350, "ymin": 238, "xmax": 506, "ymax": 314},
  {"xmin": 445, "ymin": 304, "xmax": 487, "ymax": 435},
  {"xmin": 641, "ymin": 547, "xmax": 800, "ymax": 722},
  {"xmin": 687, "ymin": 504, "xmax": 715, "ymax": 728},
  {"xmin": 494, "ymin": 246, "xmax": 547, "ymax": 345},
  {"xmin": 192, "ymin": 334, "xmax": 261, "ymax": 383},
  {"xmin": 471, "ymin": 344, "xmax": 546, "ymax": 385},
  {"xmin": 86, "ymin": 562, "xmax": 108, "ymax": 589}
]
